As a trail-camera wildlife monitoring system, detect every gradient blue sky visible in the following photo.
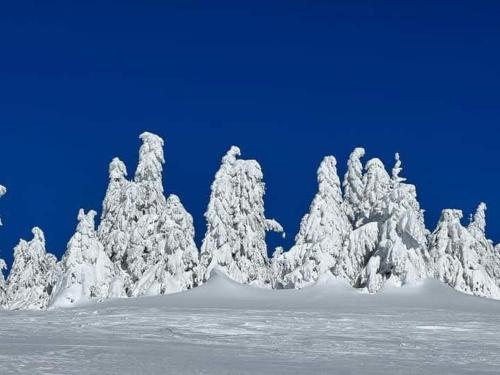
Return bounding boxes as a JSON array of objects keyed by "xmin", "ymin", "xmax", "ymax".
[{"xmin": 1, "ymin": 1, "xmax": 499, "ymax": 266}]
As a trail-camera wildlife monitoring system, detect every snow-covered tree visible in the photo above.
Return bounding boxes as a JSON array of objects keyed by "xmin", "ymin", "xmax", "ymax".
[
  {"xmin": 343, "ymin": 147, "xmax": 365, "ymax": 227},
  {"xmin": 275, "ymin": 156, "xmax": 351, "ymax": 289},
  {"xmin": 50, "ymin": 209, "xmax": 125, "ymax": 308},
  {"xmin": 468, "ymin": 202, "xmax": 487, "ymax": 240},
  {"xmin": 465, "ymin": 203, "xmax": 500, "ymax": 293},
  {"xmin": 98, "ymin": 157, "xmax": 133, "ymax": 266},
  {"xmin": 428, "ymin": 209, "xmax": 500, "ymax": 299},
  {"xmin": 130, "ymin": 194, "xmax": 199, "ymax": 296},
  {"xmin": 360, "ymin": 183, "xmax": 429, "ymax": 292},
  {"xmin": 359, "ymin": 155, "xmax": 428, "ymax": 292},
  {"xmin": 199, "ymin": 146, "xmax": 283, "ymax": 287},
  {"xmin": 126, "ymin": 132, "xmax": 170, "ymax": 291},
  {"xmin": 134, "ymin": 131, "xmax": 167, "ymax": 210},
  {"xmin": 359, "ymin": 158, "xmax": 391, "ymax": 224},
  {"xmin": 6, "ymin": 228, "xmax": 59, "ymax": 310},
  {"xmin": 98, "ymin": 132, "xmax": 199, "ymax": 297}
]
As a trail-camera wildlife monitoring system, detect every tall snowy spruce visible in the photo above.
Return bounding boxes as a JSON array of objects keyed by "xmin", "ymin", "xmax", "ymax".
[
  {"xmin": 274, "ymin": 156, "xmax": 351, "ymax": 289},
  {"xmin": 131, "ymin": 194, "xmax": 199, "ymax": 296},
  {"xmin": 98, "ymin": 157, "xmax": 132, "ymax": 267},
  {"xmin": 199, "ymin": 146, "xmax": 283, "ymax": 287},
  {"xmin": 428, "ymin": 204, "xmax": 500, "ymax": 299},
  {"xmin": 0, "ymin": 185, "xmax": 7, "ymax": 306},
  {"xmin": 98, "ymin": 132, "xmax": 199, "ymax": 297},
  {"xmin": 343, "ymin": 147, "xmax": 366, "ymax": 227},
  {"xmin": 6, "ymin": 228, "xmax": 59, "ymax": 310},
  {"xmin": 358, "ymin": 154, "xmax": 429, "ymax": 292},
  {"xmin": 50, "ymin": 210, "xmax": 125, "ymax": 308}
]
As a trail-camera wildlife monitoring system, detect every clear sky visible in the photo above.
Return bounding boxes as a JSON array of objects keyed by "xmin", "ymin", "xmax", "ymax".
[{"xmin": 1, "ymin": 1, "xmax": 499, "ymax": 266}]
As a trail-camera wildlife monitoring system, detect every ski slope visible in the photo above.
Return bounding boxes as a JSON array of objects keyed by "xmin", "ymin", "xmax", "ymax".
[{"xmin": 1, "ymin": 272, "xmax": 500, "ymax": 374}]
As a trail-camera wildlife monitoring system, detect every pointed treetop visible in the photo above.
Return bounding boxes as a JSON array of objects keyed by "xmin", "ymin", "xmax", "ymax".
[
  {"xmin": 391, "ymin": 153, "xmax": 406, "ymax": 183},
  {"xmin": 76, "ymin": 209, "xmax": 98, "ymax": 234},
  {"xmin": 135, "ymin": 131, "xmax": 165, "ymax": 184},
  {"xmin": 31, "ymin": 227, "xmax": 45, "ymax": 245},
  {"xmin": 166, "ymin": 193, "xmax": 181, "ymax": 206},
  {"xmin": 109, "ymin": 157, "xmax": 127, "ymax": 181},
  {"xmin": 317, "ymin": 156, "xmax": 341, "ymax": 194},
  {"xmin": 365, "ymin": 157, "xmax": 386, "ymax": 171},
  {"xmin": 351, "ymin": 147, "xmax": 366, "ymax": 159},
  {"xmin": 469, "ymin": 202, "xmax": 487, "ymax": 234},
  {"xmin": 222, "ymin": 146, "xmax": 241, "ymax": 165},
  {"xmin": 440, "ymin": 209, "xmax": 464, "ymax": 224}
]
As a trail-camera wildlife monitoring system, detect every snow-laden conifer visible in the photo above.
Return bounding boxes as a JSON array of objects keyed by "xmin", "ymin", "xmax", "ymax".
[
  {"xmin": 343, "ymin": 147, "xmax": 365, "ymax": 227},
  {"xmin": 359, "ymin": 158, "xmax": 391, "ymax": 224},
  {"xmin": 130, "ymin": 194, "xmax": 199, "ymax": 296},
  {"xmin": 465, "ymin": 203, "xmax": 500, "ymax": 293},
  {"xmin": 359, "ymin": 154, "xmax": 428, "ymax": 292},
  {"xmin": 98, "ymin": 157, "xmax": 132, "ymax": 265},
  {"xmin": 126, "ymin": 132, "xmax": 171, "ymax": 291},
  {"xmin": 468, "ymin": 202, "xmax": 487, "ymax": 239},
  {"xmin": 134, "ymin": 132, "xmax": 166, "ymax": 209},
  {"xmin": 428, "ymin": 209, "xmax": 500, "ymax": 299},
  {"xmin": 199, "ymin": 146, "xmax": 283, "ymax": 287},
  {"xmin": 276, "ymin": 156, "xmax": 351, "ymax": 288},
  {"xmin": 6, "ymin": 228, "xmax": 59, "ymax": 310},
  {"xmin": 50, "ymin": 210, "xmax": 125, "ymax": 308},
  {"xmin": 98, "ymin": 132, "xmax": 199, "ymax": 297}
]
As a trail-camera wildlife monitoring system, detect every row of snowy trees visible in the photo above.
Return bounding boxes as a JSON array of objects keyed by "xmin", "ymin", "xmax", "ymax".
[{"xmin": 1, "ymin": 132, "xmax": 500, "ymax": 310}]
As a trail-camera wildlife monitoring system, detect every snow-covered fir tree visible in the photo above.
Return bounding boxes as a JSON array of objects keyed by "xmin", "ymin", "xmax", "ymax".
[
  {"xmin": 98, "ymin": 132, "xmax": 199, "ymax": 297},
  {"xmin": 428, "ymin": 208, "xmax": 500, "ymax": 299},
  {"xmin": 467, "ymin": 203, "xmax": 500, "ymax": 293},
  {"xmin": 50, "ymin": 209, "xmax": 125, "ymax": 308},
  {"xmin": 130, "ymin": 194, "xmax": 199, "ymax": 296},
  {"xmin": 274, "ymin": 156, "xmax": 351, "ymax": 289},
  {"xmin": 468, "ymin": 202, "xmax": 487, "ymax": 240},
  {"xmin": 6, "ymin": 227, "xmax": 59, "ymax": 310},
  {"xmin": 359, "ymin": 154, "xmax": 429, "ymax": 292},
  {"xmin": 342, "ymin": 147, "xmax": 366, "ymax": 227},
  {"xmin": 199, "ymin": 146, "xmax": 283, "ymax": 287},
  {"xmin": 98, "ymin": 157, "xmax": 133, "ymax": 267},
  {"xmin": 126, "ymin": 132, "xmax": 168, "ymax": 289},
  {"xmin": 359, "ymin": 158, "xmax": 391, "ymax": 225}
]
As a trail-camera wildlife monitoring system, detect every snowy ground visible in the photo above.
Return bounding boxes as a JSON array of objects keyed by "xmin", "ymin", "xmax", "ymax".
[{"xmin": 1, "ymin": 273, "xmax": 500, "ymax": 374}]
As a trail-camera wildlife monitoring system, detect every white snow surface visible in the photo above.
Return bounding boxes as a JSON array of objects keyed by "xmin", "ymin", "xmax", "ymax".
[{"xmin": 1, "ymin": 270, "xmax": 500, "ymax": 374}]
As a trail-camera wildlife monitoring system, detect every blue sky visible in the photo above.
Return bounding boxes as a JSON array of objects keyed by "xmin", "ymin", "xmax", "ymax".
[{"xmin": 0, "ymin": 1, "xmax": 499, "ymax": 265}]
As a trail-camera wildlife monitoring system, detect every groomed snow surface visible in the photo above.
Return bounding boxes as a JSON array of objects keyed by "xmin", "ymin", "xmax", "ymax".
[{"xmin": 1, "ymin": 271, "xmax": 499, "ymax": 375}]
